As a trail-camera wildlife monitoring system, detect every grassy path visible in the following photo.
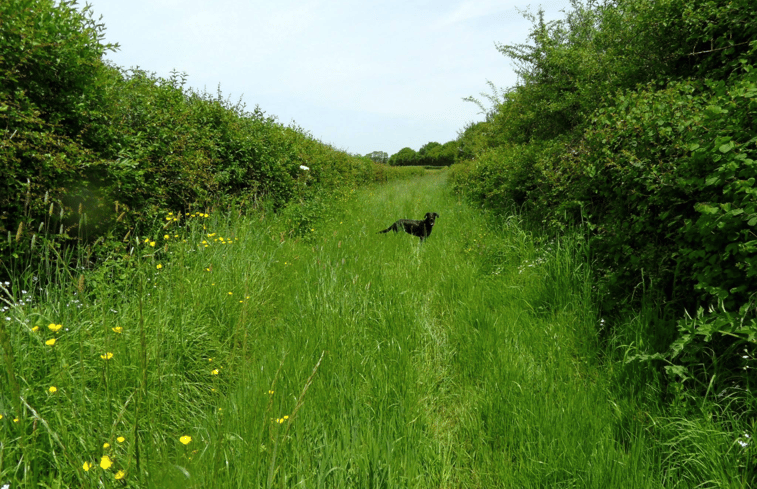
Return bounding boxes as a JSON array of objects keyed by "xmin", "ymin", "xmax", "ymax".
[
  {"xmin": 182, "ymin": 172, "xmax": 658, "ymax": 487},
  {"xmin": 1, "ymin": 172, "xmax": 665, "ymax": 488}
]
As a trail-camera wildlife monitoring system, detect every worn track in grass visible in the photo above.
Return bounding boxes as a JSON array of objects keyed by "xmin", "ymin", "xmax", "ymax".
[{"xmin": 186, "ymin": 172, "xmax": 661, "ymax": 487}]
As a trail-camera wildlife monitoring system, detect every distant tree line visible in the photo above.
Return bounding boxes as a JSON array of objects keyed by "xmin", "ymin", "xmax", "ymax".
[{"xmin": 366, "ymin": 141, "xmax": 459, "ymax": 167}]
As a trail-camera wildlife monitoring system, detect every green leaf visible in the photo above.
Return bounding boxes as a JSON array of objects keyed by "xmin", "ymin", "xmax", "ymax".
[
  {"xmin": 697, "ymin": 204, "xmax": 719, "ymax": 215},
  {"xmin": 664, "ymin": 365, "xmax": 689, "ymax": 379},
  {"xmin": 719, "ymin": 141, "xmax": 735, "ymax": 153}
]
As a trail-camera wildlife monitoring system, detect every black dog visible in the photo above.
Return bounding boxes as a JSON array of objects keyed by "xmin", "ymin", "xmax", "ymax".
[{"xmin": 378, "ymin": 212, "xmax": 439, "ymax": 242}]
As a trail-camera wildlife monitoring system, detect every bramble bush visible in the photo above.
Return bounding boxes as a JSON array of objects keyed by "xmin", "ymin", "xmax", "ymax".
[
  {"xmin": 452, "ymin": 0, "xmax": 757, "ymax": 406},
  {"xmin": 569, "ymin": 72, "xmax": 757, "ymax": 400}
]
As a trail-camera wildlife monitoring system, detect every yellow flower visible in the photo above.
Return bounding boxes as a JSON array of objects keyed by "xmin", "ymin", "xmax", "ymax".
[
  {"xmin": 112, "ymin": 326, "xmax": 123, "ymax": 334},
  {"xmin": 180, "ymin": 435, "xmax": 192, "ymax": 445},
  {"xmin": 268, "ymin": 390, "xmax": 274, "ymax": 395},
  {"xmin": 117, "ymin": 436, "xmax": 125, "ymax": 443},
  {"xmin": 45, "ymin": 338, "xmax": 56, "ymax": 346},
  {"xmin": 31, "ymin": 326, "xmax": 39, "ymax": 332},
  {"xmin": 228, "ymin": 292, "xmax": 233, "ymax": 295},
  {"xmin": 48, "ymin": 323, "xmax": 62, "ymax": 332},
  {"xmin": 163, "ymin": 234, "xmax": 170, "ymax": 239},
  {"xmin": 83, "ymin": 461, "xmax": 91, "ymax": 471},
  {"xmin": 208, "ymin": 358, "xmax": 213, "ymax": 362},
  {"xmin": 115, "ymin": 470, "xmax": 126, "ymax": 480},
  {"xmin": 100, "ymin": 455, "xmax": 112, "ymax": 470},
  {"xmin": 103, "ymin": 442, "xmax": 110, "ymax": 449},
  {"xmin": 100, "ymin": 352, "xmax": 114, "ymax": 360},
  {"xmin": 149, "ymin": 241, "xmax": 156, "ymax": 247},
  {"xmin": 0, "ymin": 414, "xmax": 3, "ymax": 420},
  {"xmin": 13, "ymin": 417, "xmax": 19, "ymax": 423},
  {"xmin": 211, "ymin": 369, "xmax": 219, "ymax": 375},
  {"xmin": 48, "ymin": 386, "xmax": 57, "ymax": 393},
  {"xmin": 156, "ymin": 264, "xmax": 163, "ymax": 269}
]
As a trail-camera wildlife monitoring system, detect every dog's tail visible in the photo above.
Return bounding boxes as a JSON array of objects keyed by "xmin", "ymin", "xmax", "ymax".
[{"xmin": 377, "ymin": 223, "xmax": 396, "ymax": 234}]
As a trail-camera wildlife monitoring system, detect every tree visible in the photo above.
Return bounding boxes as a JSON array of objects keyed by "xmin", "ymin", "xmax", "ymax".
[
  {"xmin": 365, "ymin": 151, "xmax": 389, "ymax": 164},
  {"xmin": 430, "ymin": 141, "xmax": 458, "ymax": 166},
  {"xmin": 388, "ymin": 147, "xmax": 417, "ymax": 166}
]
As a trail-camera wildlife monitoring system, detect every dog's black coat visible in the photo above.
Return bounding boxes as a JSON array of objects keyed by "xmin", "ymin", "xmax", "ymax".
[{"xmin": 378, "ymin": 212, "xmax": 439, "ymax": 242}]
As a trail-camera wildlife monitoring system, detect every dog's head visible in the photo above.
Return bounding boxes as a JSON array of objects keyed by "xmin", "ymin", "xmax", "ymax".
[{"xmin": 425, "ymin": 212, "xmax": 440, "ymax": 226}]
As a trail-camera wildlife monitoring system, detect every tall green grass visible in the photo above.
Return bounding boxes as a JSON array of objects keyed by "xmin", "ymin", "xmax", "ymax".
[{"xmin": 1, "ymin": 173, "xmax": 752, "ymax": 487}]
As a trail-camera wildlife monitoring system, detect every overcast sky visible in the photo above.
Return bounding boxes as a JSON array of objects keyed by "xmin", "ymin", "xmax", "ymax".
[{"xmin": 84, "ymin": 0, "xmax": 571, "ymax": 157}]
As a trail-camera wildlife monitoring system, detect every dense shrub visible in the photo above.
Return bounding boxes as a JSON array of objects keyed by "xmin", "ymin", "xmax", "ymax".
[
  {"xmin": 0, "ymin": 0, "xmax": 114, "ymax": 256},
  {"xmin": 566, "ymin": 74, "xmax": 757, "ymax": 313},
  {"xmin": 568, "ymin": 73, "xmax": 757, "ymax": 394},
  {"xmin": 453, "ymin": 0, "xmax": 757, "ymax": 402}
]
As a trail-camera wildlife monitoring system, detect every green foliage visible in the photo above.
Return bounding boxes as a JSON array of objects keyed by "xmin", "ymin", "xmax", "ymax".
[
  {"xmin": 649, "ymin": 0, "xmax": 757, "ymax": 80},
  {"xmin": 0, "ymin": 0, "xmax": 117, "ymax": 272},
  {"xmin": 570, "ymin": 73, "xmax": 757, "ymax": 313},
  {"xmin": 388, "ymin": 146, "xmax": 418, "ymax": 166},
  {"xmin": 570, "ymin": 72, "xmax": 757, "ymax": 403},
  {"xmin": 426, "ymin": 141, "xmax": 457, "ymax": 166},
  {"xmin": 388, "ymin": 141, "xmax": 458, "ymax": 167},
  {"xmin": 455, "ymin": 120, "xmax": 492, "ymax": 160},
  {"xmin": 417, "ymin": 141, "xmax": 441, "ymax": 159},
  {"xmin": 448, "ymin": 145, "xmax": 533, "ymax": 209},
  {"xmin": 0, "ymin": 0, "xmax": 118, "ymax": 134},
  {"xmin": 455, "ymin": 0, "xmax": 757, "ymax": 412},
  {"xmin": 0, "ymin": 0, "xmax": 392, "ymax": 286}
]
